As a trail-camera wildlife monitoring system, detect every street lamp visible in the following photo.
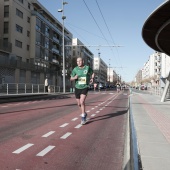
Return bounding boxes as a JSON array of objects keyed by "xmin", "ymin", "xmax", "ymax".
[
  {"xmin": 58, "ymin": 0, "xmax": 68, "ymax": 93},
  {"xmin": 109, "ymin": 59, "xmax": 110, "ymax": 84}
]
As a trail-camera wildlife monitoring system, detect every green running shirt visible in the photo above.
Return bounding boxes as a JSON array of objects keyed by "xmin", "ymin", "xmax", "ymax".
[{"xmin": 71, "ymin": 65, "xmax": 93, "ymax": 89}]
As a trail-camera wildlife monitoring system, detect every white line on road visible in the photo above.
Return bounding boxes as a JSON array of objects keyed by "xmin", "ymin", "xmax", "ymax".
[
  {"xmin": 72, "ymin": 118, "xmax": 78, "ymax": 121},
  {"xmin": 36, "ymin": 145, "xmax": 55, "ymax": 157},
  {"xmin": 1, "ymin": 106, "xmax": 8, "ymax": 107},
  {"xmin": 60, "ymin": 123, "xmax": 69, "ymax": 127},
  {"xmin": 75, "ymin": 124, "xmax": 82, "ymax": 128},
  {"xmin": 60, "ymin": 132, "xmax": 72, "ymax": 139},
  {"xmin": 96, "ymin": 111, "xmax": 100, "ymax": 113},
  {"xmin": 91, "ymin": 114, "xmax": 96, "ymax": 117},
  {"xmin": 13, "ymin": 143, "xmax": 34, "ymax": 154},
  {"xmin": 86, "ymin": 110, "xmax": 90, "ymax": 112},
  {"xmin": 42, "ymin": 131, "xmax": 55, "ymax": 137}
]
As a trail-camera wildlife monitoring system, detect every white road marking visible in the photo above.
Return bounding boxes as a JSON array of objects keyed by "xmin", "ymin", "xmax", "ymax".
[
  {"xmin": 86, "ymin": 110, "xmax": 90, "ymax": 112},
  {"xmin": 60, "ymin": 132, "xmax": 72, "ymax": 139},
  {"xmin": 91, "ymin": 108, "xmax": 95, "ymax": 110},
  {"xmin": 91, "ymin": 114, "xmax": 96, "ymax": 117},
  {"xmin": 42, "ymin": 131, "xmax": 55, "ymax": 137},
  {"xmin": 96, "ymin": 111, "xmax": 100, "ymax": 113},
  {"xmin": 60, "ymin": 123, "xmax": 69, "ymax": 127},
  {"xmin": 72, "ymin": 118, "xmax": 78, "ymax": 121},
  {"xmin": 95, "ymin": 106, "xmax": 98, "ymax": 107},
  {"xmin": 13, "ymin": 143, "xmax": 34, "ymax": 154},
  {"xmin": 36, "ymin": 145, "xmax": 55, "ymax": 157},
  {"xmin": 1, "ymin": 106, "xmax": 8, "ymax": 107},
  {"xmin": 75, "ymin": 124, "xmax": 82, "ymax": 128}
]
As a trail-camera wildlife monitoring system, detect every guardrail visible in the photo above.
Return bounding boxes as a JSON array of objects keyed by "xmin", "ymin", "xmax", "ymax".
[{"xmin": 0, "ymin": 83, "xmax": 60, "ymax": 95}]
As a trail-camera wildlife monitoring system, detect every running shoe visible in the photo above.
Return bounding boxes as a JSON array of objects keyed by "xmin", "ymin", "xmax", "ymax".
[{"xmin": 81, "ymin": 113, "xmax": 88, "ymax": 125}]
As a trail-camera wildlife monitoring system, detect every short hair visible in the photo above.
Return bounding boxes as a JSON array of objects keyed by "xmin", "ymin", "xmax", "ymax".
[{"xmin": 77, "ymin": 57, "xmax": 84, "ymax": 61}]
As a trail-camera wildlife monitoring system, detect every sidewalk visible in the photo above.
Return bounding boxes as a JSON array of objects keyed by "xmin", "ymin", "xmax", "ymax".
[
  {"xmin": 130, "ymin": 92, "xmax": 170, "ymax": 170},
  {"xmin": 0, "ymin": 92, "xmax": 73, "ymax": 104}
]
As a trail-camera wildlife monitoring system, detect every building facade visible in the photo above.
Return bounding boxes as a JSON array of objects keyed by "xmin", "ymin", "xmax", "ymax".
[
  {"xmin": 0, "ymin": 0, "xmax": 73, "ymax": 90},
  {"xmin": 141, "ymin": 51, "xmax": 170, "ymax": 87},
  {"xmin": 72, "ymin": 38, "xmax": 93, "ymax": 69},
  {"xmin": 93, "ymin": 56, "xmax": 107, "ymax": 85}
]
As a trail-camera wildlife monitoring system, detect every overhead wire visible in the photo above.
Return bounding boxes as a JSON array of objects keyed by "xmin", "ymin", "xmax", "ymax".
[
  {"xmin": 95, "ymin": 0, "xmax": 127, "ymax": 80},
  {"xmin": 95, "ymin": 0, "xmax": 123, "ymax": 69},
  {"xmin": 82, "ymin": 0, "xmax": 118, "ymax": 60}
]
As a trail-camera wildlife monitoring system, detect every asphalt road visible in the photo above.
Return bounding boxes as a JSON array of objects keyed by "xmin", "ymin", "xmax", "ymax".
[{"xmin": 0, "ymin": 90, "xmax": 129, "ymax": 170}]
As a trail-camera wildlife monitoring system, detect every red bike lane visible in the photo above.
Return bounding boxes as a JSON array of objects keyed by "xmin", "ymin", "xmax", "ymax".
[{"xmin": 0, "ymin": 91, "xmax": 129, "ymax": 170}]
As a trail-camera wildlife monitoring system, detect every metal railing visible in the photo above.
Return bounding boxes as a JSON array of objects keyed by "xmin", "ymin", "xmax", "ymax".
[{"xmin": 0, "ymin": 83, "xmax": 60, "ymax": 95}]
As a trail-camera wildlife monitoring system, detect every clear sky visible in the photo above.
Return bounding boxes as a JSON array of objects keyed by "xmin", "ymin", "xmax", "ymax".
[{"xmin": 38, "ymin": 0, "xmax": 164, "ymax": 82}]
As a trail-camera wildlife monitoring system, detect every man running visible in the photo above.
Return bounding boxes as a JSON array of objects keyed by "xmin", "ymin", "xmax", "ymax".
[{"xmin": 70, "ymin": 57, "xmax": 94, "ymax": 125}]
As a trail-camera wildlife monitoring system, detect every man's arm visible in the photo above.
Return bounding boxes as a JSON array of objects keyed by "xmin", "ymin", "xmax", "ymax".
[{"xmin": 70, "ymin": 75, "xmax": 78, "ymax": 81}]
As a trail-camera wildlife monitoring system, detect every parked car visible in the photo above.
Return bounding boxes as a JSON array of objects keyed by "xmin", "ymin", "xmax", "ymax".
[{"xmin": 140, "ymin": 85, "xmax": 147, "ymax": 90}]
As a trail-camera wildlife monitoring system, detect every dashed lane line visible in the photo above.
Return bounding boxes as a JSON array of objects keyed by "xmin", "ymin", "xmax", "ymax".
[
  {"xmin": 75, "ymin": 124, "xmax": 82, "ymax": 129},
  {"xmin": 72, "ymin": 118, "xmax": 78, "ymax": 121},
  {"xmin": 60, "ymin": 123, "xmax": 69, "ymax": 127},
  {"xmin": 42, "ymin": 131, "xmax": 55, "ymax": 137},
  {"xmin": 13, "ymin": 143, "xmax": 34, "ymax": 154},
  {"xmin": 36, "ymin": 145, "xmax": 55, "ymax": 157},
  {"xmin": 91, "ymin": 114, "xmax": 96, "ymax": 117},
  {"xmin": 60, "ymin": 132, "xmax": 72, "ymax": 139}
]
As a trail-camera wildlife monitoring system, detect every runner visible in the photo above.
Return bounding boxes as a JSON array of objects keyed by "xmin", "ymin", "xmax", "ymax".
[
  {"xmin": 70, "ymin": 57, "xmax": 94, "ymax": 125},
  {"xmin": 116, "ymin": 83, "xmax": 121, "ymax": 93}
]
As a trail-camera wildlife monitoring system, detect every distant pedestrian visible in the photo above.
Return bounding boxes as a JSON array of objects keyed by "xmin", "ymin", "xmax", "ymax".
[
  {"xmin": 116, "ymin": 83, "xmax": 121, "ymax": 93},
  {"xmin": 94, "ymin": 83, "xmax": 97, "ymax": 91},
  {"xmin": 45, "ymin": 77, "xmax": 49, "ymax": 92},
  {"xmin": 70, "ymin": 57, "xmax": 94, "ymax": 125}
]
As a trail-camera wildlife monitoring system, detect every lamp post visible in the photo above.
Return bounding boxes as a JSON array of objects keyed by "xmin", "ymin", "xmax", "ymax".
[
  {"xmin": 58, "ymin": 0, "xmax": 68, "ymax": 93},
  {"xmin": 109, "ymin": 59, "xmax": 110, "ymax": 84}
]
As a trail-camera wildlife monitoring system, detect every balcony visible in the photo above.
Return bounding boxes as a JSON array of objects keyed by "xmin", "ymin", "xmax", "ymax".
[
  {"xmin": 52, "ymin": 48, "xmax": 59, "ymax": 54},
  {"xmin": 53, "ymin": 37, "xmax": 60, "ymax": 44},
  {"xmin": 52, "ymin": 59, "xmax": 59, "ymax": 65}
]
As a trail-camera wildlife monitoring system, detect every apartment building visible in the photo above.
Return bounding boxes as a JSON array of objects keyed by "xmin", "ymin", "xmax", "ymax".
[
  {"xmin": 141, "ymin": 51, "xmax": 170, "ymax": 86},
  {"xmin": 135, "ymin": 69, "xmax": 142, "ymax": 84},
  {"xmin": 93, "ymin": 56, "xmax": 107, "ymax": 85},
  {"xmin": 0, "ymin": 0, "xmax": 73, "ymax": 89},
  {"xmin": 72, "ymin": 38, "xmax": 93, "ymax": 68}
]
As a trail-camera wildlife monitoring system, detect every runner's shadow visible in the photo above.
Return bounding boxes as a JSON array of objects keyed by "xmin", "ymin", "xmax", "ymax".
[{"xmin": 86, "ymin": 109, "xmax": 128, "ymax": 124}]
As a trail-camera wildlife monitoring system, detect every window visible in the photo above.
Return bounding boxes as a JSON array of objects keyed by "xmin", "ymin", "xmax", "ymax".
[
  {"xmin": 16, "ymin": 8, "xmax": 23, "ymax": 18},
  {"xmin": 45, "ymin": 26, "xmax": 50, "ymax": 36},
  {"xmin": 16, "ymin": 24, "xmax": 23, "ymax": 33},
  {"xmin": 36, "ymin": 18, "xmax": 41, "ymax": 31},
  {"xmin": 4, "ymin": 6, "xmax": 9, "ymax": 17},
  {"xmin": 16, "ymin": 56, "xmax": 22, "ymax": 61},
  {"xmin": 4, "ymin": 22, "xmax": 8, "ymax": 33},
  {"xmin": 27, "ymin": 17, "xmax": 30, "ymax": 23},
  {"xmin": 27, "ymin": 45, "xmax": 29, "ymax": 51},
  {"xmin": 28, "ymin": 3, "xmax": 30, "ymax": 9},
  {"xmin": 3, "ymin": 38, "xmax": 8, "ymax": 47},
  {"xmin": 15, "ymin": 40, "xmax": 22, "ymax": 48},
  {"xmin": 27, "ymin": 31, "xmax": 30, "ymax": 37},
  {"xmin": 18, "ymin": 0, "xmax": 23, "ymax": 3}
]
